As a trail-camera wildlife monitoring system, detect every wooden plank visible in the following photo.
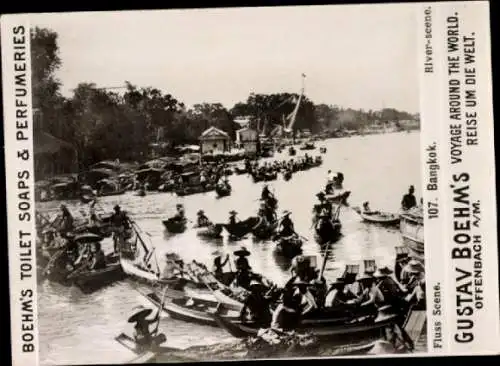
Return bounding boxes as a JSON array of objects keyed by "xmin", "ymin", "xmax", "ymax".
[{"xmin": 404, "ymin": 310, "xmax": 426, "ymax": 342}]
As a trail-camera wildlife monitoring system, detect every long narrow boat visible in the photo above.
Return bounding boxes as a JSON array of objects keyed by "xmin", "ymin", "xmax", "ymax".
[
  {"xmin": 161, "ymin": 296, "xmax": 241, "ymax": 327},
  {"xmin": 97, "ymin": 188, "xmax": 127, "ymax": 197},
  {"xmin": 215, "ymin": 184, "xmax": 232, "ymax": 197},
  {"xmin": 196, "ymin": 224, "xmax": 224, "ymax": 239},
  {"xmin": 274, "ymin": 235, "xmax": 303, "ymax": 258},
  {"xmin": 115, "ymin": 333, "xmax": 195, "ymax": 364},
  {"xmin": 355, "ymin": 209, "xmax": 400, "ymax": 226},
  {"xmin": 400, "ymin": 210, "xmax": 424, "ymax": 263},
  {"xmin": 251, "ymin": 218, "xmax": 278, "ymax": 240},
  {"xmin": 213, "ymin": 306, "xmax": 399, "ymax": 339},
  {"xmin": 222, "ymin": 217, "xmax": 260, "ymax": 239},
  {"xmin": 162, "ymin": 218, "xmax": 187, "ymax": 234},
  {"xmin": 67, "ymin": 253, "xmax": 125, "ymax": 292}
]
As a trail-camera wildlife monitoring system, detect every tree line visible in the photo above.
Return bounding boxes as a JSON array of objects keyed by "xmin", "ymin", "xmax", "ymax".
[{"xmin": 32, "ymin": 27, "xmax": 418, "ymax": 169}]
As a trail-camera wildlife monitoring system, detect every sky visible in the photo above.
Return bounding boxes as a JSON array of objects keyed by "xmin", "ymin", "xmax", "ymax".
[{"xmin": 31, "ymin": 4, "xmax": 419, "ymax": 113}]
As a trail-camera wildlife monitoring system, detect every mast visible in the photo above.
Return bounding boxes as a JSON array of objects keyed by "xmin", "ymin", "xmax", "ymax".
[{"xmin": 285, "ymin": 73, "xmax": 306, "ymax": 135}]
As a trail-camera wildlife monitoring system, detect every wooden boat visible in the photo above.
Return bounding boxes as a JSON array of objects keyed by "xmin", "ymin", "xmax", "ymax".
[
  {"xmin": 175, "ymin": 185, "xmax": 215, "ymax": 196},
  {"xmin": 223, "ymin": 216, "xmax": 260, "ymax": 239},
  {"xmin": 215, "ymin": 183, "xmax": 231, "ymax": 197},
  {"xmin": 314, "ymin": 220, "xmax": 342, "ymax": 245},
  {"xmin": 213, "ymin": 305, "xmax": 399, "ymax": 339},
  {"xmin": 325, "ymin": 190, "xmax": 351, "ymax": 204},
  {"xmin": 115, "ymin": 332, "xmax": 191, "ymax": 364},
  {"xmin": 67, "ymin": 253, "xmax": 125, "ymax": 292},
  {"xmin": 251, "ymin": 217, "xmax": 278, "ymax": 240},
  {"xmin": 288, "ymin": 147, "xmax": 296, "ymax": 156},
  {"xmin": 162, "ymin": 218, "xmax": 187, "ymax": 233},
  {"xmin": 400, "ymin": 210, "xmax": 424, "ymax": 261},
  {"xmin": 234, "ymin": 166, "xmax": 248, "ymax": 175},
  {"xmin": 97, "ymin": 188, "xmax": 126, "ymax": 197},
  {"xmin": 264, "ymin": 171, "xmax": 278, "ymax": 181},
  {"xmin": 161, "ymin": 296, "xmax": 241, "ymax": 327},
  {"xmin": 354, "ymin": 209, "xmax": 400, "ymax": 226},
  {"xmin": 196, "ymin": 224, "xmax": 224, "ymax": 239},
  {"xmin": 274, "ymin": 235, "xmax": 303, "ymax": 258}
]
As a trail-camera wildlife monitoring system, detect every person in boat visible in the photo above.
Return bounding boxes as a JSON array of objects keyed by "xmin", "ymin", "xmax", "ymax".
[
  {"xmin": 231, "ymin": 246, "xmax": 252, "ymax": 289},
  {"xmin": 314, "ymin": 192, "xmax": 332, "ymax": 219},
  {"xmin": 128, "ymin": 305, "xmax": 163, "ymax": 349},
  {"xmin": 111, "ymin": 204, "xmax": 131, "ymax": 252},
  {"xmin": 199, "ymin": 171, "xmax": 207, "ymax": 189},
  {"xmin": 196, "ymin": 210, "xmax": 211, "ymax": 227},
  {"xmin": 257, "ymin": 202, "xmax": 270, "ymax": 227},
  {"xmin": 59, "ymin": 204, "xmax": 74, "ymax": 237},
  {"xmin": 292, "ymin": 278, "xmax": 318, "ymax": 316},
  {"xmin": 324, "ymin": 277, "xmax": 351, "ymax": 308},
  {"xmin": 401, "ymin": 185, "xmax": 417, "ymax": 211},
  {"xmin": 270, "ymin": 288, "xmax": 301, "ymax": 331},
  {"xmin": 212, "ymin": 252, "xmax": 230, "ymax": 281},
  {"xmin": 228, "ymin": 210, "xmax": 240, "ymax": 227},
  {"xmin": 362, "ymin": 201, "xmax": 372, "ymax": 213},
  {"xmin": 261, "ymin": 184, "xmax": 273, "ymax": 201},
  {"xmin": 373, "ymin": 266, "xmax": 408, "ymax": 308},
  {"xmin": 173, "ymin": 204, "xmax": 186, "ymax": 222},
  {"xmin": 240, "ymin": 280, "xmax": 272, "ymax": 326},
  {"xmin": 87, "ymin": 241, "xmax": 107, "ymax": 270},
  {"xmin": 400, "ymin": 259, "xmax": 423, "ymax": 287},
  {"xmin": 276, "ymin": 210, "xmax": 296, "ymax": 238},
  {"xmin": 355, "ymin": 271, "xmax": 384, "ymax": 314},
  {"xmin": 308, "ymin": 271, "xmax": 327, "ymax": 309}
]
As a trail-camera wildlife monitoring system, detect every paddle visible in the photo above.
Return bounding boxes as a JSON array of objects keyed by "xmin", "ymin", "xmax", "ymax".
[{"xmin": 152, "ymin": 285, "xmax": 169, "ymax": 337}]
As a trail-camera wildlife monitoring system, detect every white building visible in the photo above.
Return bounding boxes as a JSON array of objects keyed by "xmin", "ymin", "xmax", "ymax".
[
  {"xmin": 199, "ymin": 126, "xmax": 230, "ymax": 154},
  {"xmin": 236, "ymin": 127, "xmax": 258, "ymax": 153}
]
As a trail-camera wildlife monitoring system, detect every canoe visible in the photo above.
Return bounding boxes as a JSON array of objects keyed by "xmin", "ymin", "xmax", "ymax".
[
  {"xmin": 213, "ymin": 306, "xmax": 399, "ymax": 339},
  {"xmin": 274, "ymin": 235, "xmax": 303, "ymax": 258},
  {"xmin": 162, "ymin": 218, "xmax": 187, "ymax": 233},
  {"xmin": 97, "ymin": 188, "xmax": 126, "ymax": 197},
  {"xmin": 314, "ymin": 221, "xmax": 342, "ymax": 245},
  {"xmin": 251, "ymin": 218, "xmax": 278, "ymax": 240},
  {"xmin": 325, "ymin": 190, "xmax": 351, "ymax": 204},
  {"xmin": 264, "ymin": 172, "xmax": 278, "ymax": 181},
  {"xmin": 115, "ymin": 332, "xmax": 187, "ymax": 364},
  {"xmin": 162, "ymin": 296, "xmax": 241, "ymax": 327},
  {"xmin": 215, "ymin": 184, "xmax": 231, "ymax": 197},
  {"xmin": 67, "ymin": 253, "xmax": 125, "ymax": 291},
  {"xmin": 358, "ymin": 210, "xmax": 400, "ymax": 225},
  {"xmin": 196, "ymin": 224, "xmax": 224, "ymax": 239},
  {"xmin": 223, "ymin": 216, "xmax": 260, "ymax": 239},
  {"xmin": 175, "ymin": 185, "xmax": 215, "ymax": 196}
]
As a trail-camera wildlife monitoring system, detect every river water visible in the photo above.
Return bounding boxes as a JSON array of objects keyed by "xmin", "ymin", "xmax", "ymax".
[{"xmin": 37, "ymin": 131, "xmax": 423, "ymax": 365}]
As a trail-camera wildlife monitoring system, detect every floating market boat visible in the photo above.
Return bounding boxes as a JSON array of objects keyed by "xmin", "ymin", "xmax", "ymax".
[
  {"xmin": 162, "ymin": 218, "xmax": 187, "ymax": 234},
  {"xmin": 353, "ymin": 208, "xmax": 401, "ymax": 226},
  {"xmin": 215, "ymin": 183, "xmax": 232, "ymax": 197},
  {"xmin": 400, "ymin": 209, "xmax": 424, "ymax": 262},
  {"xmin": 251, "ymin": 218, "xmax": 278, "ymax": 240},
  {"xmin": 314, "ymin": 220, "xmax": 342, "ymax": 245},
  {"xmin": 222, "ymin": 217, "xmax": 261, "ymax": 239},
  {"xmin": 213, "ymin": 305, "xmax": 400, "ymax": 339},
  {"xmin": 160, "ymin": 296, "xmax": 241, "ymax": 327},
  {"xmin": 274, "ymin": 235, "xmax": 303, "ymax": 258},
  {"xmin": 196, "ymin": 224, "xmax": 224, "ymax": 239},
  {"xmin": 67, "ymin": 253, "xmax": 125, "ymax": 292}
]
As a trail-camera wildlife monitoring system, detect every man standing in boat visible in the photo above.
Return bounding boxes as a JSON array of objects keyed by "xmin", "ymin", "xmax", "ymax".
[
  {"xmin": 401, "ymin": 185, "xmax": 417, "ymax": 211},
  {"xmin": 111, "ymin": 204, "xmax": 131, "ymax": 253},
  {"xmin": 196, "ymin": 210, "xmax": 211, "ymax": 227},
  {"xmin": 127, "ymin": 305, "xmax": 163, "ymax": 349},
  {"xmin": 59, "ymin": 204, "xmax": 74, "ymax": 237},
  {"xmin": 276, "ymin": 210, "xmax": 295, "ymax": 239},
  {"xmin": 232, "ymin": 246, "xmax": 252, "ymax": 289}
]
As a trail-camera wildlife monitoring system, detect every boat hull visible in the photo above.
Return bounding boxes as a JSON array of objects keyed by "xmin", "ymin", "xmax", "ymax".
[{"xmin": 162, "ymin": 219, "xmax": 187, "ymax": 233}]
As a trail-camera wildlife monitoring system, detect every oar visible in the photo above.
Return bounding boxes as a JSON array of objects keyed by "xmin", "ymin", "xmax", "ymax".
[
  {"xmin": 319, "ymin": 242, "xmax": 332, "ymax": 280},
  {"xmin": 152, "ymin": 285, "xmax": 169, "ymax": 336}
]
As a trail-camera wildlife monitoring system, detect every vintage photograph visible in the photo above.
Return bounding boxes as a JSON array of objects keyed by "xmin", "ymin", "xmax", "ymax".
[{"xmin": 31, "ymin": 5, "xmax": 426, "ymax": 364}]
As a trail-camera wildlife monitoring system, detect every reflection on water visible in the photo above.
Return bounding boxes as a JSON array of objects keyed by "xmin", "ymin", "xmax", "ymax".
[{"xmin": 38, "ymin": 132, "xmax": 422, "ymax": 365}]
